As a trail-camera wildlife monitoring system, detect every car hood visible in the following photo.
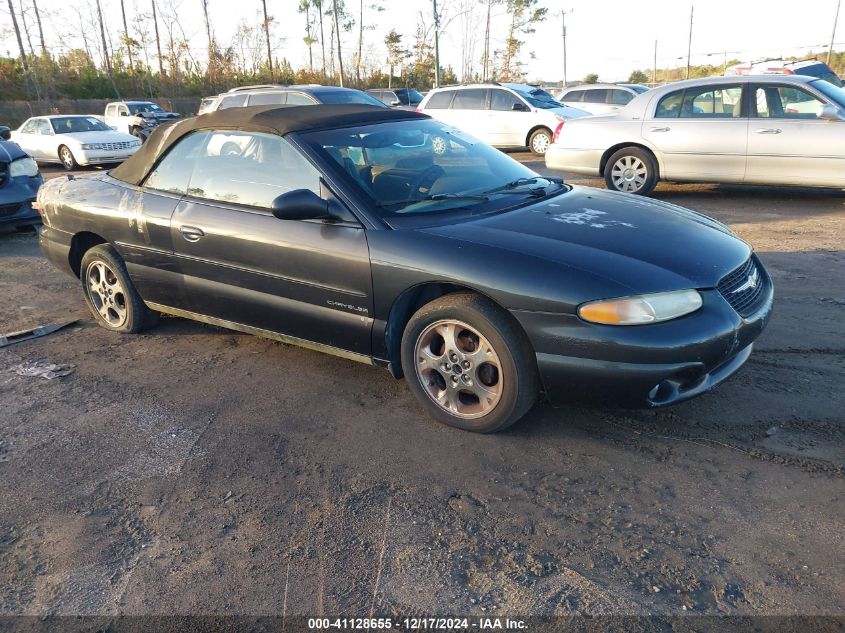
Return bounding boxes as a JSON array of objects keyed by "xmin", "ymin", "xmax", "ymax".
[
  {"xmin": 0, "ymin": 139, "xmax": 28, "ymax": 162},
  {"xmin": 59, "ymin": 131, "xmax": 139, "ymax": 144},
  {"xmin": 421, "ymin": 186, "xmax": 750, "ymax": 296},
  {"xmin": 140, "ymin": 111, "xmax": 180, "ymax": 120}
]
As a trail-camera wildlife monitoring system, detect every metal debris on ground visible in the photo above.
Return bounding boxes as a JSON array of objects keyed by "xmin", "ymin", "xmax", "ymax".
[
  {"xmin": 9, "ymin": 360, "xmax": 75, "ymax": 380},
  {"xmin": 0, "ymin": 320, "xmax": 78, "ymax": 348}
]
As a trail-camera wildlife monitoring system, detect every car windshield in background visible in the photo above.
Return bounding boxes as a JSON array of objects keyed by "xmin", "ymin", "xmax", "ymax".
[
  {"xmin": 319, "ymin": 91, "xmax": 387, "ymax": 107},
  {"xmin": 512, "ymin": 88, "xmax": 562, "ymax": 109},
  {"xmin": 302, "ymin": 119, "xmax": 565, "ymax": 219},
  {"xmin": 811, "ymin": 79, "xmax": 845, "ymax": 107},
  {"xmin": 128, "ymin": 102, "xmax": 164, "ymax": 114},
  {"xmin": 395, "ymin": 89, "xmax": 424, "ymax": 105},
  {"xmin": 50, "ymin": 116, "xmax": 113, "ymax": 134}
]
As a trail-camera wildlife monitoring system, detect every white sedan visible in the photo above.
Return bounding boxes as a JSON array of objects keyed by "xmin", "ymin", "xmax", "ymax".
[
  {"xmin": 11, "ymin": 115, "xmax": 142, "ymax": 170},
  {"xmin": 546, "ymin": 75, "xmax": 845, "ymax": 195}
]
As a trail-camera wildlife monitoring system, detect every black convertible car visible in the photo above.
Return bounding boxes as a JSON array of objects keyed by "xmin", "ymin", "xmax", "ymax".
[{"xmin": 37, "ymin": 105, "xmax": 772, "ymax": 432}]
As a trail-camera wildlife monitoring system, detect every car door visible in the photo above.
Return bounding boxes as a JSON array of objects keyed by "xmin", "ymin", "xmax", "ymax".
[
  {"xmin": 13, "ymin": 119, "xmax": 43, "ymax": 159},
  {"xmin": 31, "ymin": 118, "xmax": 58, "ymax": 161},
  {"xmin": 445, "ymin": 89, "xmax": 489, "ymax": 142},
  {"xmin": 168, "ymin": 129, "xmax": 373, "ymax": 356},
  {"xmin": 487, "ymin": 89, "xmax": 531, "ymax": 147},
  {"xmin": 641, "ymin": 83, "xmax": 747, "ymax": 183},
  {"xmin": 745, "ymin": 83, "xmax": 845, "ymax": 187}
]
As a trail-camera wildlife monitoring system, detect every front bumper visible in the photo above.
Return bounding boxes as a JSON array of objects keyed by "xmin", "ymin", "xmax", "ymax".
[
  {"xmin": 544, "ymin": 145, "xmax": 603, "ymax": 175},
  {"xmin": 0, "ymin": 175, "xmax": 43, "ymax": 232},
  {"xmin": 77, "ymin": 148, "xmax": 139, "ymax": 166},
  {"xmin": 512, "ymin": 284, "xmax": 773, "ymax": 408}
]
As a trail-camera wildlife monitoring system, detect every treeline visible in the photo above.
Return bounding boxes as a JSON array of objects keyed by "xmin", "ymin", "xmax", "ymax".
[{"xmin": 0, "ymin": 0, "xmax": 548, "ymax": 102}]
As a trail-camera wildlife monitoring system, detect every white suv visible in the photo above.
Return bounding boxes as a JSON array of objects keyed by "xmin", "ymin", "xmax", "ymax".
[{"xmin": 417, "ymin": 83, "xmax": 588, "ymax": 155}]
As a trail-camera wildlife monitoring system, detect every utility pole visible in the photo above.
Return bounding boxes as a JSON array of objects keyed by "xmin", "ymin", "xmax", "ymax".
[
  {"xmin": 433, "ymin": 0, "xmax": 441, "ymax": 87},
  {"xmin": 653, "ymin": 39, "xmax": 657, "ymax": 87},
  {"xmin": 482, "ymin": 0, "xmax": 491, "ymax": 81},
  {"xmin": 686, "ymin": 4, "xmax": 694, "ymax": 79},
  {"xmin": 560, "ymin": 10, "xmax": 569, "ymax": 87},
  {"xmin": 829, "ymin": 0, "xmax": 841, "ymax": 65}
]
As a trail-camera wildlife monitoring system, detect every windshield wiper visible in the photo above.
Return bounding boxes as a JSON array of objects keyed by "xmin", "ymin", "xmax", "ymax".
[
  {"xmin": 376, "ymin": 193, "xmax": 489, "ymax": 208},
  {"xmin": 481, "ymin": 176, "xmax": 564, "ymax": 197}
]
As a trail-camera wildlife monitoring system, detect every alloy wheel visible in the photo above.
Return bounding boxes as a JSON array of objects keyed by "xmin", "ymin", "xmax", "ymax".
[
  {"xmin": 85, "ymin": 261, "xmax": 128, "ymax": 328},
  {"xmin": 531, "ymin": 132, "xmax": 551, "ymax": 154},
  {"xmin": 611, "ymin": 155, "xmax": 648, "ymax": 192},
  {"xmin": 60, "ymin": 147, "xmax": 75, "ymax": 170},
  {"xmin": 413, "ymin": 319, "xmax": 503, "ymax": 419}
]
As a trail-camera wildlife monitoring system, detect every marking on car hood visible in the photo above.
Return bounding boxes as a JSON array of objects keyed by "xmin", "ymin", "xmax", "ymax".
[{"xmin": 548, "ymin": 208, "xmax": 636, "ymax": 229}]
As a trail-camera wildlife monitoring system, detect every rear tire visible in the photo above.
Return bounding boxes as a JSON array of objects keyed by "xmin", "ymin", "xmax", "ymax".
[
  {"xmin": 604, "ymin": 146, "xmax": 658, "ymax": 195},
  {"xmin": 58, "ymin": 145, "xmax": 78, "ymax": 171},
  {"xmin": 528, "ymin": 127, "xmax": 553, "ymax": 156},
  {"xmin": 400, "ymin": 293, "xmax": 539, "ymax": 433},
  {"xmin": 80, "ymin": 244, "xmax": 159, "ymax": 333}
]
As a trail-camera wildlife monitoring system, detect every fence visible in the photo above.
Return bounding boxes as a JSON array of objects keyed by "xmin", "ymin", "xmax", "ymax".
[{"xmin": 0, "ymin": 98, "xmax": 202, "ymax": 128}]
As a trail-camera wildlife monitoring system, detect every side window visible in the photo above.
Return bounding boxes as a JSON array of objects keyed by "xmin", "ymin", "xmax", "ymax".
[
  {"xmin": 186, "ymin": 131, "xmax": 321, "ymax": 209},
  {"xmin": 286, "ymin": 92, "xmax": 316, "ymax": 105},
  {"xmin": 655, "ymin": 90, "xmax": 685, "ymax": 118},
  {"xmin": 680, "ymin": 85, "xmax": 743, "ymax": 118},
  {"xmin": 451, "ymin": 89, "xmax": 487, "ymax": 110},
  {"xmin": 583, "ymin": 89, "xmax": 609, "ymax": 103},
  {"xmin": 562, "ymin": 90, "xmax": 584, "ymax": 102},
  {"xmin": 119, "ymin": 105, "xmax": 129, "ymax": 116},
  {"xmin": 248, "ymin": 92, "xmax": 285, "ymax": 106},
  {"xmin": 144, "ymin": 131, "xmax": 212, "ymax": 195},
  {"xmin": 106, "ymin": 105, "xmax": 116, "ymax": 117},
  {"xmin": 20, "ymin": 119, "xmax": 38, "ymax": 134},
  {"xmin": 755, "ymin": 85, "xmax": 826, "ymax": 119},
  {"xmin": 36, "ymin": 119, "xmax": 52, "ymax": 134},
  {"xmin": 425, "ymin": 90, "xmax": 455, "ymax": 109},
  {"xmin": 609, "ymin": 89, "xmax": 634, "ymax": 105},
  {"xmin": 490, "ymin": 89, "xmax": 521, "ymax": 111},
  {"xmin": 219, "ymin": 94, "xmax": 247, "ymax": 110}
]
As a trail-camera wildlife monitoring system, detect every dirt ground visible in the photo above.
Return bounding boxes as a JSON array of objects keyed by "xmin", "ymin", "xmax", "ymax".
[{"xmin": 0, "ymin": 160, "xmax": 843, "ymax": 620}]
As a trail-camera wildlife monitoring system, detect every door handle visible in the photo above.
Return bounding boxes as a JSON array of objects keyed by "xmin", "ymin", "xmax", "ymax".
[
  {"xmin": 650, "ymin": 126, "xmax": 670, "ymax": 132},
  {"xmin": 179, "ymin": 225, "xmax": 204, "ymax": 242},
  {"xmin": 755, "ymin": 128, "xmax": 782, "ymax": 134}
]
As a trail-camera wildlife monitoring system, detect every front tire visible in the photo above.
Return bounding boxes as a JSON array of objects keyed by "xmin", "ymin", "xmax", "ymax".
[
  {"xmin": 58, "ymin": 145, "xmax": 78, "ymax": 171},
  {"xmin": 604, "ymin": 146, "xmax": 658, "ymax": 195},
  {"xmin": 528, "ymin": 127, "xmax": 553, "ymax": 156},
  {"xmin": 80, "ymin": 244, "xmax": 158, "ymax": 333},
  {"xmin": 400, "ymin": 293, "xmax": 539, "ymax": 433}
]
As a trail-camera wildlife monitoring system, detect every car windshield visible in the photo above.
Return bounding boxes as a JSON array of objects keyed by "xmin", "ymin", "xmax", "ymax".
[
  {"xmin": 395, "ymin": 89, "xmax": 424, "ymax": 105},
  {"xmin": 301, "ymin": 118, "xmax": 566, "ymax": 221},
  {"xmin": 318, "ymin": 91, "xmax": 387, "ymax": 107},
  {"xmin": 811, "ymin": 79, "xmax": 845, "ymax": 107},
  {"xmin": 128, "ymin": 102, "xmax": 163, "ymax": 114},
  {"xmin": 50, "ymin": 117, "xmax": 112, "ymax": 134},
  {"xmin": 511, "ymin": 87, "xmax": 562, "ymax": 109}
]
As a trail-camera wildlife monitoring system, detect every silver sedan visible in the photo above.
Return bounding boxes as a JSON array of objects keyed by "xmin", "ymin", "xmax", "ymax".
[{"xmin": 545, "ymin": 75, "xmax": 845, "ymax": 195}]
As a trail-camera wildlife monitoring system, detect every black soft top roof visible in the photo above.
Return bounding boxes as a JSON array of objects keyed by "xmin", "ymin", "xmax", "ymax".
[{"xmin": 110, "ymin": 104, "xmax": 426, "ymax": 186}]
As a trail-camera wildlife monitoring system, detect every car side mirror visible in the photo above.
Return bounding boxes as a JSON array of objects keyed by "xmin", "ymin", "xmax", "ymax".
[
  {"xmin": 120, "ymin": 111, "xmax": 129, "ymax": 117},
  {"xmin": 0, "ymin": 126, "xmax": 10, "ymax": 140},
  {"xmin": 819, "ymin": 104, "xmax": 845, "ymax": 121},
  {"xmin": 512, "ymin": 103, "xmax": 529, "ymax": 112},
  {"xmin": 271, "ymin": 189, "xmax": 331, "ymax": 221}
]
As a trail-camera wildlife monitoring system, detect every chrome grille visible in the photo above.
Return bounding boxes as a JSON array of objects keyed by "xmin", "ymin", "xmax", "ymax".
[
  {"xmin": 98, "ymin": 142, "xmax": 134, "ymax": 151},
  {"xmin": 717, "ymin": 256, "xmax": 767, "ymax": 317}
]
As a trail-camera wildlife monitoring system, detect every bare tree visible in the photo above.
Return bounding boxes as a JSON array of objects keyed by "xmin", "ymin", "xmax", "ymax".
[
  {"xmin": 260, "ymin": 0, "xmax": 273, "ymax": 79},
  {"xmin": 316, "ymin": 0, "xmax": 326, "ymax": 77},
  {"xmin": 298, "ymin": 0, "xmax": 317, "ymax": 72},
  {"xmin": 6, "ymin": 0, "xmax": 34, "ymax": 95},
  {"xmin": 151, "ymin": 0, "xmax": 165, "ymax": 76},
  {"xmin": 331, "ymin": 0, "xmax": 344, "ymax": 86},
  {"xmin": 95, "ymin": 0, "xmax": 120, "ymax": 97},
  {"xmin": 200, "ymin": 0, "xmax": 217, "ymax": 85},
  {"xmin": 355, "ymin": 0, "xmax": 382, "ymax": 83},
  {"xmin": 120, "ymin": 0, "xmax": 136, "ymax": 73},
  {"xmin": 31, "ymin": 0, "xmax": 46, "ymax": 56}
]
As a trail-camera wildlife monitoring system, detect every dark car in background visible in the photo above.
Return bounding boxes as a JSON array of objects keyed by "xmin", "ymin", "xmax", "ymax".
[
  {"xmin": 199, "ymin": 84, "xmax": 388, "ymax": 113},
  {"xmin": 0, "ymin": 125, "xmax": 43, "ymax": 233},
  {"xmin": 367, "ymin": 88, "xmax": 425, "ymax": 110},
  {"xmin": 36, "ymin": 105, "xmax": 772, "ymax": 433}
]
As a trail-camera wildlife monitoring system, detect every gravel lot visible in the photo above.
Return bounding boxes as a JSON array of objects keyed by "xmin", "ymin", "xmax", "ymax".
[{"xmin": 0, "ymin": 158, "xmax": 843, "ymax": 619}]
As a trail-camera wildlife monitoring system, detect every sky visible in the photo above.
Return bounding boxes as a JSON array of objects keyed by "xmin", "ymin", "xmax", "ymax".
[{"xmin": 1, "ymin": 0, "xmax": 842, "ymax": 84}]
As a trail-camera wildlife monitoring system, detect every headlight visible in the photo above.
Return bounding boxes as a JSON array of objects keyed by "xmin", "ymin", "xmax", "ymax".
[
  {"xmin": 578, "ymin": 290, "xmax": 703, "ymax": 325},
  {"xmin": 81, "ymin": 143, "xmax": 104, "ymax": 150},
  {"xmin": 9, "ymin": 156, "xmax": 39, "ymax": 178}
]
